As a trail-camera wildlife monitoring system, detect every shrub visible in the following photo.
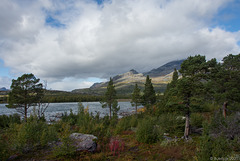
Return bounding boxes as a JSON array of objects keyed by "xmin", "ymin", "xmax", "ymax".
[
  {"xmin": 197, "ymin": 134, "xmax": 231, "ymax": 160},
  {"xmin": 0, "ymin": 133, "xmax": 12, "ymax": 161},
  {"xmin": 136, "ymin": 117, "xmax": 159, "ymax": 144},
  {"xmin": 4, "ymin": 115, "xmax": 57, "ymax": 154},
  {"xmin": 40, "ymin": 125, "xmax": 58, "ymax": 146},
  {"xmin": 109, "ymin": 138, "xmax": 125, "ymax": 156},
  {"xmin": 52, "ymin": 123, "xmax": 76, "ymax": 158},
  {"xmin": 191, "ymin": 113, "xmax": 204, "ymax": 128},
  {"xmin": 114, "ymin": 116, "xmax": 132, "ymax": 134},
  {"xmin": 114, "ymin": 115, "xmax": 139, "ymax": 134},
  {"xmin": 197, "ymin": 114, "xmax": 239, "ymax": 161},
  {"xmin": 0, "ymin": 114, "xmax": 21, "ymax": 129},
  {"xmin": 61, "ymin": 109, "xmax": 78, "ymax": 125},
  {"xmin": 129, "ymin": 115, "xmax": 138, "ymax": 128},
  {"xmin": 156, "ymin": 113, "xmax": 185, "ymax": 136}
]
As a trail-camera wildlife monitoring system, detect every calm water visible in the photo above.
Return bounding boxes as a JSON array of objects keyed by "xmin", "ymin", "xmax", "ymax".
[{"xmin": 0, "ymin": 102, "xmax": 139, "ymax": 121}]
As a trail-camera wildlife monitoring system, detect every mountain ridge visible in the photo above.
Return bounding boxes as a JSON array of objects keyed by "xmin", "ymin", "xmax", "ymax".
[
  {"xmin": 0, "ymin": 87, "xmax": 8, "ymax": 91},
  {"xmin": 143, "ymin": 59, "xmax": 184, "ymax": 77},
  {"xmin": 72, "ymin": 59, "xmax": 184, "ymax": 95}
]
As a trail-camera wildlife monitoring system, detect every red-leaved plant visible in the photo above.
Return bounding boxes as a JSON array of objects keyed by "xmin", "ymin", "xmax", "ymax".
[{"xmin": 109, "ymin": 138, "xmax": 125, "ymax": 156}]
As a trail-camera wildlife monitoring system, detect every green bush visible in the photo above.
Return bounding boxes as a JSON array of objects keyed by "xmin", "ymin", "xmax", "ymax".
[
  {"xmin": 114, "ymin": 115, "xmax": 139, "ymax": 134},
  {"xmin": 4, "ymin": 115, "xmax": 57, "ymax": 154},
  {"xmin": 0, "ymin": 114, "xmax": 21, "ymax": 129},
  {"xmin": 52, "ymin": 123, "xmax": 76, "ymax": 158},
  {"xmin": 211, "ymin": 136, "xmax": 231, "ymax": 157},
  {"xmin": 130, "ymin": 115, "xmax": 138, "ymax": 128},
  {"xmin": 114, "ymin": 116, "xmax": 131, "ymax": 134},
  {"xmin": 156, "ymin": 113, "xmax": 185, "ymax": 136},
  {"xmin": 191, "ymin": 113, "xmax": 204, "ymax": 128},
  {"xmin": 0, "ymin": 133, "xmax": 12, "ymax": 161},
  {"xmin": 197, "ymin": 135, "xmax": 232, "ymax": 160},
  {"xmin": 197, "ymin": 116, "xmax": 238, "ymax": 161},
  {"xmin": 61, "ymin": 109, "xmax": 78, "ymax": 125},
  {"xmin": 57, "ymin": 103, "xmax": 112, "ymax": 139},
  {"xmin": 136, "ymin": 117, "xmax": 159, "ymax": 144}
]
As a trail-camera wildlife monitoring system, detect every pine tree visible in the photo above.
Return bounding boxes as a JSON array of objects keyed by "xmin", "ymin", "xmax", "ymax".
[
  {"xmin": 161, "ymin": 68, "xmax": 179, "ymax": 113},
  {"xmin": 178, "ymin": 55, "xmax": 208, "ymax": 139},
  {"xmin": 142, "ymin": 75, "xmax": 156, "ymax": 107},
  {"xmin": 7, "ymin": 73, "xmax": 44, "ymax": 121},
  {"xmin": 209, "ymin": 54, "xmax": 240, "ymax": 117},
  {"xmin": 101, "ymin": 77, "xmax": 118, "ymax": 119},
  {"xmin": 131, "ymin": 84, "xmax": 141, "ymax": 114},
  {"xmin": 165, "ymin": 68, "xmax": 179, "ymax": 92}
]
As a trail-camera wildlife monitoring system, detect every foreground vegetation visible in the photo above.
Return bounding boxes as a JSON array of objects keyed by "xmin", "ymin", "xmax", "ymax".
[
  {"xmin": 0, "ymin": 102, "xmax": 239, "ymax": 160},
  {"xmin": 0, "ymin": 53, "xmax": 239, "ymax": 160}
]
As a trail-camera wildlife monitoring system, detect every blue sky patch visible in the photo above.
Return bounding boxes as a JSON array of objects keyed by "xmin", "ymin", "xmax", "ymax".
[
  {"xmin": 237, "ymin": 41, "xmax": 240, "ymax": 46},
  {"xmin": 213, "ymin": 0, "xmax": 240, "ymax": 32},
  {"xmin": 45, "ymin": 16, "xmax": 66, "ymax": 28},
  {"xmin": 0, "ymin": 59, "xmax": 10, "ymax": 77},
  {"xmin": 95, "ymin": 0, "xmax": 104, "ymax": 5}
]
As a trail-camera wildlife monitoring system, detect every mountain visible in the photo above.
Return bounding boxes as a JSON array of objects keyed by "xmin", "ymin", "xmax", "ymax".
[
  {"xmin": 72, "ymin": 60, "xmax": 183, "ymax": 95},
  {"xmin": 0, "ymin": 87, "xmax": 9, "ymax": 91},
  {"xmin": 143, "ymin": 60, "xmax": 184, "ymax": 77},
  {"xmin": 0, "ymin": 87, "xmax": 10, "ymax": 96}
]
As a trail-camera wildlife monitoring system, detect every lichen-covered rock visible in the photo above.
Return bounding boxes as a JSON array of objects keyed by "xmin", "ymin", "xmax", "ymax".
[{"xmin": 69, "ymin": 133, "xmax": 97, "ymax": 152}]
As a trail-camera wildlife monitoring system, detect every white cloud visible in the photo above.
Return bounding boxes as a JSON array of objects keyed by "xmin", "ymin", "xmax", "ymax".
[
  {"xmin": 0, "ymin": 76, "xmax": 12, "ymax": 89},
  {"xmin": 47, "ymin": 77, "xmax": 104, "ymax": 91},
  {"xmin": 0, "ymin": 0, "xmax": 239, "ymax": 90}
]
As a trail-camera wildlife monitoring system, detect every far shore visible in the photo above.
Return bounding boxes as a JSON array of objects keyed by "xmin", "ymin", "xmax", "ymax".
[{"xmin": 117, "ymin": 99, "xmax": 132, "ymax": 102}]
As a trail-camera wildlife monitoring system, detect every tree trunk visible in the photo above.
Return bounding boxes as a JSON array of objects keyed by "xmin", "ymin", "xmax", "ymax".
[
  {"xmin": 24, "ymin": 104, "xmax": 27, "ymax": 122},
  {"xmin": 223, "ymin": 101, "xmax": 227, "ymax": 118},
  {"xmin": 109, "ymin": 104, "xmax": 112, "ymax": 120},
  {"xmin": 184, "ymin": 112, "xmax": 190, "ymax": 139},
  {"xmin": 184, "ymin": 101, "xmax": 190, "ymax": 140}
]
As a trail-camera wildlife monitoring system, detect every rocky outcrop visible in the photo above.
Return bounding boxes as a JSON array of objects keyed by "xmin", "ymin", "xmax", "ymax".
[
  {"xmin": 69, "ymin": 133, "xmax": 98, "ymax": 152},
  {"xmin": 143, "ymin": 59, "xmax": 184, "ymax": 77}
]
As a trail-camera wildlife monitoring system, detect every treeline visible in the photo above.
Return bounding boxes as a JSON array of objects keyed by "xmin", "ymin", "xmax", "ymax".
[
  {"xmin": 42, "ymin": 94, "xmax": 132, "ymax": 103},
  {"xmin": 43, "ymin": 94, "xmax": 103, "ymax": 103}
]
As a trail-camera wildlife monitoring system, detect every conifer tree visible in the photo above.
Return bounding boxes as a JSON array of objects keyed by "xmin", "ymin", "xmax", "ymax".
[
  {"xmin": 209, "ymin": 54, "xmax": 240, "ymax": 117},
  {"xmin": 165, "ymin": 68, "xmax": 179, "ymax": 92},
  {"xmin": 101, "ymin": 77, "xmax": 118, "ymax": 119},
  {"xmin": 178, "ymin": 55, "xmax": 208, "ymax": 139},
  {"xmin": 131, "ymin": 84, "xmax": 141, "ymax": 114},
  {"xmin": 142, "ymin": 75, "xmax": 156, "ymax": 107},
  {"xmin": 161, "ymin": 68, "xmax": 179, "ymax": 113},
  {"xmin": 7, "ymin": 73, "xmax": 44, "ymax": 121}
]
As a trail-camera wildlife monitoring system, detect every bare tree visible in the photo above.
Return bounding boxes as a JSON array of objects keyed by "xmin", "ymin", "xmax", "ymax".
[{"xmin": 37, "ymin": 80, "xmax": 50, "ymax": 120}]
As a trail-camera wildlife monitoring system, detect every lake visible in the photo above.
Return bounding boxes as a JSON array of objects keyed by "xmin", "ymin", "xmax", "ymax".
[{"xmin": 0, "ymin": 102, "xmax": 140, "ymax": 121}]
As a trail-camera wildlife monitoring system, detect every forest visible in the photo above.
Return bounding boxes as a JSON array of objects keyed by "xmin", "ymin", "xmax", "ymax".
[{"xmin": 0, "ymin": 53, "xmax": 239, "ymax": 160}]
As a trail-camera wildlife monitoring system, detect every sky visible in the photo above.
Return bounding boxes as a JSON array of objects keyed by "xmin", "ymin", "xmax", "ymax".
[{"xmin": 0, "ymin": 0, "xmax": 240, "ymax": 91}]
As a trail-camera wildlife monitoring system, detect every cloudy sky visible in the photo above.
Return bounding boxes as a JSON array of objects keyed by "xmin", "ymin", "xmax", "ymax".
[{"xmin": 0, "ymin": 0, "xmax": 240, "ymax": 91}]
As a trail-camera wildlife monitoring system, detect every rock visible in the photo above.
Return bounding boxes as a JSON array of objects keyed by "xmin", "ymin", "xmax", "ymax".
[{"xmin": 69, "ymin": 133, "xmax": 98, "ymax": 152}]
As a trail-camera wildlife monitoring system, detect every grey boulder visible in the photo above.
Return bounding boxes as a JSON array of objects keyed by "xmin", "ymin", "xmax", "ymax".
[{"xmin": 69, "ymin": 133, "xmax": 98, "ymax": 152}]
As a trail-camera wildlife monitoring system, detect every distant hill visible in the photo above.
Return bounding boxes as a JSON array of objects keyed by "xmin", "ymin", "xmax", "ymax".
[
  {"xmin": 0, "ymin": 87, "xmax": 9, "ymax": 91},
  {"xmin": 0, "ymin": 87, "xmax": 10, "ymax": 96},
  {"xmin": 72, "ymin": 60, "xmax": 184, "ymax": 96},
  {"xmin": 143, "ymin": 60, "xmax": 184, "ymax": 77}
]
